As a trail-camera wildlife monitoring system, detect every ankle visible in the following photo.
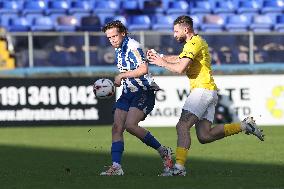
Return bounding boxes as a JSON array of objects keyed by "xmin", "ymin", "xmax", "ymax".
[
  {"xmin": 112, "ymin": 162, "xmax": 121, "ymax": 168},
  {"xmin": 157, "ymin": 146, "xmax": 167, "ymax": 157}
]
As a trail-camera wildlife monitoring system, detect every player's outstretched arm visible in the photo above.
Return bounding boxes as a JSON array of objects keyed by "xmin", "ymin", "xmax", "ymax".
[
  {"xmin": 148, "ymin": 52, "xmax": 191, "ymax": 74},
  {"xmin": 146, "ymin": 49, "xmax": 179, "ymax": 63},
  {"xmin": 163, "ymin": 55, "xmax": 180, "ymax": 63}
]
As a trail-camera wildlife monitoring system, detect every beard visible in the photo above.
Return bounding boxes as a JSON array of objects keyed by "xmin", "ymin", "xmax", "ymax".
[{"xmin": 175, "ymin": 35, "xmax": 186, "ymax": 43}]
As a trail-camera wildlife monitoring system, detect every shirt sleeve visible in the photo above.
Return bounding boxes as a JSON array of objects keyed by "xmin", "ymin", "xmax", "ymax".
[
  {"xmin": 129, "ymin": 48, "xmax": 147, "ymax": 67},
  {"xmin": 179, "ymin": 40, "xmax": 201, "ymax": 60},
  {"xmin": 127, "ymin": 38, "xmax": 147, "ymax": 68},
  {"xmin": 134, "ymin": 48, "xmax": 146, "ymax": 64}
]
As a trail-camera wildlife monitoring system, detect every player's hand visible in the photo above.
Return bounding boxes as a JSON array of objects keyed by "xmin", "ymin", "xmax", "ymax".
[
  {"xmin": 114, "ymin": 75, "xmax": 122, "ymax": 87},
  {"xmin": 146, "ymin": 49, "xmax": 156, "ymax": 58},
  {"xmin": 147, "ymin": 52, "xmax": 165, "ymax": 67},
  {"xmin": 146, "ymin": 49, "xmax": 160, "ymax": 60}
]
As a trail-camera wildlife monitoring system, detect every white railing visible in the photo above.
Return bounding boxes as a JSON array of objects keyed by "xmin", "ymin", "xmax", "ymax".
[{"xmin": 1, "ymin": 31, "xmax": 284, "ymax": 68}]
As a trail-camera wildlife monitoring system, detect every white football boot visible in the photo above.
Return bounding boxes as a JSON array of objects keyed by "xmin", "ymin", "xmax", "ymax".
[
  {"xmin": 159, "ymin": 165, "xmax": 186, "ymax": 176},
  {"xmin": 100, "ymin": 165, "xmax": 124, "ymax": 176},
  {"xmin": 161, "ymin": 147, "xmax": 174, "ymax": 174},
  {"xmin": 172, "ymin": 165, "xmax": 186, "ymax": 176},
  {"xmin": 241, "ymin": 117, "xmax": 264, "ymax": 141}
]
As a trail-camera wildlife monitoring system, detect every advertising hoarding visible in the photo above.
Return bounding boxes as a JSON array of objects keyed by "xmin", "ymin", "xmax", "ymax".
[{"xmin": 0, "ymin": 77, "xmax": 114, "ymax": 126}]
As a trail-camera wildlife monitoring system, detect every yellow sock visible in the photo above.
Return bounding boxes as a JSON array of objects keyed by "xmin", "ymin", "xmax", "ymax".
[
  {"xmin": 224, "ymin": 123, "xmax": 242, "ymax": 137},
  {"xmin": 176, "ymin": 147, "xmax": 188, "ymax": 167}
]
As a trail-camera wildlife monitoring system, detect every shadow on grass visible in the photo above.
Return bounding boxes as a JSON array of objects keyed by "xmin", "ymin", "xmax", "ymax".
[{"xmin": 0, "ymin": 145, "xmax": 283, "ymax": 189}]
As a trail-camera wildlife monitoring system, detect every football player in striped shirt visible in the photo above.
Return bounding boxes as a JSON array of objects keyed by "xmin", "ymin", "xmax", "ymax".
[{"xmin": 100, "ymin": 20, "xmax": 173, "ymax": 176}]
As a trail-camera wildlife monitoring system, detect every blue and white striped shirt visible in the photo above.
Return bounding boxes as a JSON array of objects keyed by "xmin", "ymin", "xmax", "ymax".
[{"xmin": 115, "ymin": 37, "xmax": 156, "ymax": 93}]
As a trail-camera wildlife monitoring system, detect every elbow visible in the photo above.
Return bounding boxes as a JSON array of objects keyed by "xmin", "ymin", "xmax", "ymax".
[
  {"xmin": 140, "ymin": 69, "xmax": 148, "ymax": 76},
  {"xmin": 143, "ymin": 67, "xmax": 149, "ymax": 75},
  {"xmin": 176, "ymin": 68, "xmax": 186, "ymax": 74},
  {"xmin": 141, "ymin": 65, "xmax": 148, "ymax": 75}
]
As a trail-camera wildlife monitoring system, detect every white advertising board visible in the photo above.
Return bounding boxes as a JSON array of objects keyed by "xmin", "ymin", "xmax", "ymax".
[
  {"xmin": 118, "ymin": 75, "xmax": 284, "ymax": 127},
  {"xmin": 129, "ymin": 75, "xmax": 284, "ymax": 126},
  {"xmin": 214, "ymin": 75, "xmax": 284, "ymax": 126}
]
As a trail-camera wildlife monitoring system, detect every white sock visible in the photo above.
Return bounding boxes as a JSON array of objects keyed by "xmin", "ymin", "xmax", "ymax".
[{"xmin": 112, "ymin": 162, "xmax": 121, "ymax": 168}]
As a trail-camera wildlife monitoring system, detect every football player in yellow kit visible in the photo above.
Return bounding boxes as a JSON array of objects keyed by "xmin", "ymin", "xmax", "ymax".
[{"xmin": 147, "ymin": 15, "xmax": 264, "ymax": 176}]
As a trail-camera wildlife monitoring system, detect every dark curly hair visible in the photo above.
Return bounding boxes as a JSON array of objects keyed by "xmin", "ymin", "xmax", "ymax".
[
  {"xmin": 174, "ymin": 15, "xmax": 193, "ymax": 29},
  {"xmin": 102, "ymin": 20, "xmax": 128, "ymax": 34}
]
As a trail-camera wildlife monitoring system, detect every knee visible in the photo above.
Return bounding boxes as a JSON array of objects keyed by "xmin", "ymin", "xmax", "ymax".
[
  {"xmin": 125, "ymin": 127, "xmax": 134, "ymax": 134},
  {"xmin": 197, "ymin": 134, "xmax": 211, "ymax": 144},
  {"xmin": 112, "ymin": 123, "xmax": 124, "ymax": 135},
  {"xmin": 176, "ymin": 121, "xmax": 189, "ymax": 133},
  {"xmin": 176, "ymin": 121, "xmax": 183, "ymax": 130},
  {"xmin": 125, "ymin": 122, "xmax": 135, "ymax": 134}
]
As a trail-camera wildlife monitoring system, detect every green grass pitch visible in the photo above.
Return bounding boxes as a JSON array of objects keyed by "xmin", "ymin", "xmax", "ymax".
[{"xmin": 0, "ymin": 126, "xmax": 283, "ymax": 189}]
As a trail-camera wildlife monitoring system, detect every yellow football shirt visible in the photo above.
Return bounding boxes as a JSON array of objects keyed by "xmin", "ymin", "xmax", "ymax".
[{"xmin": 179, "ymin": 34, "xmax": 217, "ymax": 91}]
